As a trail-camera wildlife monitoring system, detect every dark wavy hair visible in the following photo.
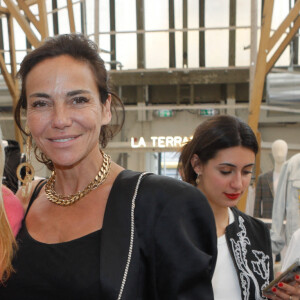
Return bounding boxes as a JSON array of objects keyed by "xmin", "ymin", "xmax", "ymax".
[
  {"xmin": 15, "ymin": 33, "xmax": 124, "ymax": 170},
  {"xmin": 179, "ymin": 115, "xmax": 258, "ymax": 186}
]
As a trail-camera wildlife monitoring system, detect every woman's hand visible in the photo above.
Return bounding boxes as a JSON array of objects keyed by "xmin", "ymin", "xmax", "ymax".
[{"xmin": 264, "ymin": 275, "xmax": 300, "ymax": 300}]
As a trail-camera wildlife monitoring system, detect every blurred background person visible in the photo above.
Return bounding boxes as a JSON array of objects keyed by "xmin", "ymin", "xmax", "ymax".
[{"xmin": 0, "ymin": 128, "xmax": 24, "ymax": 283}]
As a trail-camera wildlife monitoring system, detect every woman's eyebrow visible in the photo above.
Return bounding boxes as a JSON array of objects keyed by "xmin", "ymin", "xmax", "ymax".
[
  {"xmin": 67, "ymin": 89, "xmax": 91, "ymax": 97},
  {"xmin": 218, "ymin": 163, "xmax": 236, "ymax": 167},
  {"xmin": 218, "ymin": 163, "xmax": 255, "ymax": 167},
  {"xmin": 28, "ymin": 92, "xmax": 50, "ymax": 99}
]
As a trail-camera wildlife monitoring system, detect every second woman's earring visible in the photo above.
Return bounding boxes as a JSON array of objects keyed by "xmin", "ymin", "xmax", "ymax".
[
  {"xmin": 195, "ymin": 173, "xmax": 201, "ymax": 185},
  {"xmin": 16, "ymin": 128, "xmax": 35, "ymax": 198}
]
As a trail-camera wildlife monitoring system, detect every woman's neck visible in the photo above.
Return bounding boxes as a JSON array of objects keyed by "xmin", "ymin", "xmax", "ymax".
[
  {"xmin": 210, "ymin": 203, "xmax": 230, "ymax": 237},
  {"xmin": 53, "ymin": 148, "xmax": 103, "ymax": 195}
]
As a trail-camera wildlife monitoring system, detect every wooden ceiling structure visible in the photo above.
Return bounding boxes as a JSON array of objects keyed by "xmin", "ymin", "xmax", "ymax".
[
  {"xmin": 0, "ymin": 0, "xmax": 299, "ymax": 211},
  {"xmin": 0, "ymin": 0, "xmax": 300, "ymax": 128},
  {"xmin": 238, "ymin": 0, "xmax": 300, "ymax": 212},
  {"xmin": 0, "ymin": 1, "xmax": 299, "ymax": 192}
]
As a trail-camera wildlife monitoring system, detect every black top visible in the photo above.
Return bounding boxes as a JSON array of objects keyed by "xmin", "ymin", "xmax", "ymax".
[
  {"xmin": 0, "ymin": 171, "xmax": 218, "ymax": 299},
  {"xmin": 0, "ymin": 181, "xmax": 101, "ymax": 300}
]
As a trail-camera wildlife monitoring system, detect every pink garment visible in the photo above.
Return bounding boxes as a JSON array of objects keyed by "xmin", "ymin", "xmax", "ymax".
[{"xmin": 2, "ymin": 186, "xmax": 24, "ymax": 237}]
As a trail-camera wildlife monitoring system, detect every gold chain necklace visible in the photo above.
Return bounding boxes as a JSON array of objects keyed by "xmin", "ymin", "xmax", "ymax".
[{"xmin": 45, "ymin": 150, "xmax": 111, "ymax": 206}]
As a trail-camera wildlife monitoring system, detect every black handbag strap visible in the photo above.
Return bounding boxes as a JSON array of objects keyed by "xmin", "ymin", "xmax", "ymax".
[{"xmin": 24, "ymin": 179, "xmax": 47, "ymax": 217}]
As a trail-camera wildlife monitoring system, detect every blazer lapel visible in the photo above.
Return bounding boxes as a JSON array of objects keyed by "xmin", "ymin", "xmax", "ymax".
[{"xmin": 100, "ymin": 170, "xmax": 141, "ymax": 299}]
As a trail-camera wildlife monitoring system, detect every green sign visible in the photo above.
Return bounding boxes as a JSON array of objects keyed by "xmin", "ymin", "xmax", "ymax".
[
  {"xmin": 156, "ymin": 110, "xmax": 173, "ymax": 117},
  {"xmin": 199, "ymin": 109, "xmax": 215, "ymax": 116}
]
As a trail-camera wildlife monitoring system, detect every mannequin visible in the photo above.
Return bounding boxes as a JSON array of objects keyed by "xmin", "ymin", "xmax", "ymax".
[
  {"xmin": 254, "ymin": 139, "xmax": 288, "ymax": 219},
  {"xmin": 271, "ymin": 152, "xmax": 300, "ymax": 254},
  {"xmin": 272, "ymin": 139, "xmax": 288, "ymax": 193}
]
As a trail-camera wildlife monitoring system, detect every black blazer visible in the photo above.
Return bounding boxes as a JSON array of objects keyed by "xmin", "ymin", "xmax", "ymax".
[
  {"xmin": 0, "ymin": 170, "xmax": 217, "ymax": 300},
  {"xmin": 100, "ymin": 170, "xmax": 217, "ymax": 299}
]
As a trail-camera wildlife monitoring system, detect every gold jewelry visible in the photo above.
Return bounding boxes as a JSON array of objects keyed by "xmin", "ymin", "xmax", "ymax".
[
  {"xmin": 195, "ymin": 173, "xmax": 201, "ymax": 185},
  {"xmin": 16, "ymin": 127, "xmax": 35, "ymax": 198},
  {"xmin": 45, "ymin": 150, "xmax": 111, "ymax": 206}
]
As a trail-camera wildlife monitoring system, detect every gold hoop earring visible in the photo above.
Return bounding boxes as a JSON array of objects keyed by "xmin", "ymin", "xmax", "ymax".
[{"xmin": 16, "ymin": 127, "xmax": 35, "ymax": 198}]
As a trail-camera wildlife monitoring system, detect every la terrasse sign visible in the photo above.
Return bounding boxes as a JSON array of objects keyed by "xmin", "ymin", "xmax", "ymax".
[{"xmin": 131, "ymin": 136, "xmax": 192, "ymax": 148}]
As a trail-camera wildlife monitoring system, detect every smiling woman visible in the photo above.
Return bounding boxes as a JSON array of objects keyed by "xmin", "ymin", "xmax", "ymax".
[
  {"xmin": 25, "ymin": 54, "xmax": 111, "ymax": 170},
  {"xmin": 0, "ymin": 34, "xmax": 218, "ymax": 300}
]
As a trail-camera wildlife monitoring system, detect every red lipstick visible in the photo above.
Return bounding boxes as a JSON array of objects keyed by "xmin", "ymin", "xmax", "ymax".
[{"xmin": 224, "ymin": 193, "xmax": 240, "ymax": 200}]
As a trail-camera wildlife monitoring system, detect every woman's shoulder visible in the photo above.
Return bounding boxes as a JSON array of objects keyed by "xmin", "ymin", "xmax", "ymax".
[
  {"xmin": 115, "ymin": 169, "xmax": 207, "ymax": 209},
  {"xmin": 118, "ymin": 169, "xmax": 199, "ymax": 190},
  {"xmin": 130, "ymin": 170, "xmax": 203, "ymax": 199},
  {"xmin": 231, "ymin": 207, "xmax": 269, "ymax": 230}
]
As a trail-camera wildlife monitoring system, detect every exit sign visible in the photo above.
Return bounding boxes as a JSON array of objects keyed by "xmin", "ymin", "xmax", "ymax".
[
  {"xmin": 199, "ymin": 109, "xmax": 216, "ymax": 116},
  {"xmin": 156, "ymin": 109, "xmax": 174, "ymax": 117}
]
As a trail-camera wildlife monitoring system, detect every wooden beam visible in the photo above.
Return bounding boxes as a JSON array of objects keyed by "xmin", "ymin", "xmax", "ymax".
[
  {"xmin": 17, "ymin": 0, "xmax": 40, "ymax": 31},
  {"xmin": 245, "ymin": 1, "xmax": 300, "ymax": 213},
  {"xmin": 7, "ymin": 14, "xmax": 23, "ymax": 151},
  {"xmin": 25, "ymin": 15, "xmax": 32, "ymax": 54},
  {"xmin": 25, "ymin": 0, "xmax": 38, "ymax": 5},
  {"xmin": 255, "ymin": 131, "xmax": 261, "ymax": 186},
  {"xmin": 0, "ymin": 55, "xmax": 17, "ymax": 99},
  {"xmin": 38, "ymin": 0, "xmax": 49, "ymax": 39},
  {"xmin": 7, "ymin": 14, "xmax": 17, "ymax": 83},
  {"xmin": 0, "ymin": 6, "xmax": 9, "ymax": 14},
  {"xmin": 67, "ymin": 0, "xmax": 76, "ymax": 33},
  {"xmin": 3, "ymin": 0, "xmax": 40, "ymax": 48},
  {"xmin": 266, "ymin": 16, "xmax": 300, "ymax": 73},
  {"xmin": 268, "ymin": 0, "xmax": 300, "ymax": 51},
  {"xmin": 248, "ymin": 0, "xmax": 274, "ymax": 133},
  {"xmin": 237, "ymin": 132, "xmax": 261, "ymax": 212}
]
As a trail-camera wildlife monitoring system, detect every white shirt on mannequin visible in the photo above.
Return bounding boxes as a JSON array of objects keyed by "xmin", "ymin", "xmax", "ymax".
[
  {"xmin": 271, "ymin": 139, "xmax": 288, "ymax": 194},
  {"xmin": 281, "ymin": 228, "xmax": 300, "ymax": 271}
]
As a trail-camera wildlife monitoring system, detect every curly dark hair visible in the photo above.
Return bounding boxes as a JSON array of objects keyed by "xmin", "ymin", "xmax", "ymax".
[{"xmin": 15, "ymin": 33, "xmax": 124, "ymax": 170}]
